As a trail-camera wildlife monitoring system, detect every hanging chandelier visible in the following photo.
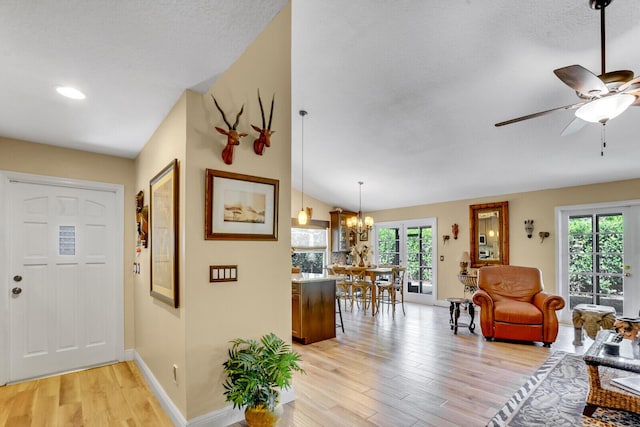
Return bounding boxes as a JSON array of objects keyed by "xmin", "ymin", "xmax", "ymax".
[{"xmin": 346, "ymin": 181, "xmax": 373, "ymax": 238}]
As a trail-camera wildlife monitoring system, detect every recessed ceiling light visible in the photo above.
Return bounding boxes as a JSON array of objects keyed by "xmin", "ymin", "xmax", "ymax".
[{"xmin": 56, "ymin": 86, "xmax": 86, "ymax": 100}]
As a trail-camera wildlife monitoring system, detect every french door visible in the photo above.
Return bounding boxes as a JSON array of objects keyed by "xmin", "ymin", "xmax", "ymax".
[
  {"xmin": 374, "ymin": 218, "xmax": 437, "ymax": 304},
  {"xmin": 558, "ymin": 202, "xmax": 640, "ymax": 320}
]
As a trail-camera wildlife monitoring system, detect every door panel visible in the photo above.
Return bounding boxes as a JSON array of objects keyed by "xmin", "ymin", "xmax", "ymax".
[
  {"xmin": 559, "ymin": 203, "xmax": 640, "ymax": 321},
  {"xmin": 9, "ymin": 181, "xmax": 117, "ymax": 381},
  {"xmin": 375, "ymin": 218, "xmax": 437, "ymax": 305}
]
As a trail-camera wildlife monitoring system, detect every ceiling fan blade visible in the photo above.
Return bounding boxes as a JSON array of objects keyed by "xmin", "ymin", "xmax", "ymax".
[
  {"xmin": 561, "ymin": 117, "xmax": 587, "ymax": 136},
  {"xmin": 627, "ymin": 89, "xmax": 640, "ymax": 106},
  {"xmin": 619, "ymin": 76, "xmax": 640, "ymax": 92},
  {"xmin": 495, "ymin": 102, "xmax": 586, "ymax": 127},
  {"xmin": 554, "ymin": 65, "xmax": 609, "ymax": 97}
]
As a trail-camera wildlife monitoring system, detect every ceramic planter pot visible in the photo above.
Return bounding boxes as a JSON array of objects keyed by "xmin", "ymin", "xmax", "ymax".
[{"xmin": 244, "ymin": 404, "xmax": 283, "ymax": 427}]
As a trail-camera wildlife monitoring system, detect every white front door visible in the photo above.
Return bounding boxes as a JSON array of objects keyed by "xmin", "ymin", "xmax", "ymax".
[{"xmin": 8, "ymin": 179, "xmax": 119, "ymax": 381}]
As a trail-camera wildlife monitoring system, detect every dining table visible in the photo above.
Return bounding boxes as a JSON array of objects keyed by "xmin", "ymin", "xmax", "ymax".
[{"xmin": 340, "ymin": 265, "xmax": 394, "ymax": 316}]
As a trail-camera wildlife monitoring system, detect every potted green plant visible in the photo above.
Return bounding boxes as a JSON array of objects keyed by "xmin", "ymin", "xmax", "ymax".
[{"xmin": 222, "ymin": 333, "xmax": 305, "ymax": 427}]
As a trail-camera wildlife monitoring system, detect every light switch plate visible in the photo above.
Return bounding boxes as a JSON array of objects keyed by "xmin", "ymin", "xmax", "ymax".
[{"xmin": 210, "ymin": 265, "xmax": 238, "ymax": 282}]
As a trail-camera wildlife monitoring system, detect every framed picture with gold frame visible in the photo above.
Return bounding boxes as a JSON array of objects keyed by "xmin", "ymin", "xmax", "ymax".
[
  {"xmin": 205, "ymin": 169, "xmax": 279, "ymax": 240},
  {"xmin": 150, "ymin": 159, "xmax": 179, "ymax": 308}
]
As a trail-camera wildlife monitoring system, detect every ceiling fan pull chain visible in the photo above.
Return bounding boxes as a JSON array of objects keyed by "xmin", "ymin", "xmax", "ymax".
[{"xmin": 601, "ymin": 122, "xmax": 606, "ymax": 157}]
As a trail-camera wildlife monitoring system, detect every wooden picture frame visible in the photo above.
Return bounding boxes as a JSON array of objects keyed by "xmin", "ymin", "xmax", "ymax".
[
  {"xmin": 469, "ymin": 201, "xmax": 509, "ymax": 268},
  {"xmin": 150, "ymin": 159, "xmax": 179, "ymax": 308},
  {"xmin": 205, "ymin": 169, "xmax": 279, "ymax": 240}
]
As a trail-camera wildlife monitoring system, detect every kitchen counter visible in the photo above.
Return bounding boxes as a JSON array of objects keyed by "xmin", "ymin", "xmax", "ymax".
[
  {"xmin": 291, "ymin": 273, "xmax": 337, "ymax": 283},
  {"xmin": 291, "ymin": 274, "xmax": 336, "ymax": 344}
]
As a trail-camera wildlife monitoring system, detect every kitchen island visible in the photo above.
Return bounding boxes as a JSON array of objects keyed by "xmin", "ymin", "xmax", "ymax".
[{"xmin": 292, "ymin": 273, "xmax": 337, "ymax": 344}]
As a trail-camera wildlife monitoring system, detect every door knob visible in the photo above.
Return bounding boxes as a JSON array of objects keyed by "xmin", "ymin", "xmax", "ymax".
[
  {"xmin": 12, "ymin": 287, "xmax": 22, "ymax": 295},
  {"xmin": 13, "ymin": 275, "xmax": 22, "ymax": 282}
]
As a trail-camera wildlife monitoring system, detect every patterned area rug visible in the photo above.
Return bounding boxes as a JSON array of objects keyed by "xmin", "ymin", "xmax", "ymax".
[{"xmin": 487, "ymin": 351, "xmax": 640, "ymax": 427}]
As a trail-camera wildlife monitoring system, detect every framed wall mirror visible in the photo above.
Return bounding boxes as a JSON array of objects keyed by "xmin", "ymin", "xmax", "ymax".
[{"xmin": 469, "ymin": 201, "xmax": 509, "ymax": 268}]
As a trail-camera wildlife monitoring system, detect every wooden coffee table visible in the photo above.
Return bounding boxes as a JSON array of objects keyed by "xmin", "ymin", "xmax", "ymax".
[{"xmin": 583, "ymin": 329, "xmax": 640, "ymax": 416}]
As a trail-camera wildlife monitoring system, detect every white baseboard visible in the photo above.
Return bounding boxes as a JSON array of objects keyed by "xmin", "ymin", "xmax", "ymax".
[
  {"xmin": 134, "ymin": 351, "xmax": 188, "ymax": 427},
  {"xmin": 133, "ymin": 350, "xmax": 297, "ymax": 427},
  {"xmin": 123, "ymin": 348, "xmax": 135, "ymax": 361}
]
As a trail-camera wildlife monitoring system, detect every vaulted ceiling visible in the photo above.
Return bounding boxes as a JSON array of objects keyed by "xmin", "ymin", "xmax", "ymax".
[{"xmin": 2, "ymin": 1, "xmax": 640, "ymax": 213}]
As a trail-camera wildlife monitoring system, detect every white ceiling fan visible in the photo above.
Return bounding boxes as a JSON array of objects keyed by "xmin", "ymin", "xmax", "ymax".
[{"xmin": 495, "ymin": 0, "xmax": 640, "ymax": 148}]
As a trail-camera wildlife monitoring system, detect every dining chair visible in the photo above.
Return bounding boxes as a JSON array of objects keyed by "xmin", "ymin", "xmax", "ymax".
[
  {"xmin": 349, "ymin": 268, "xmax": 373, "ymax": 314},
  {"xmin": 376, "ymin": 266, "xmax": 406, "ymax": 317}
]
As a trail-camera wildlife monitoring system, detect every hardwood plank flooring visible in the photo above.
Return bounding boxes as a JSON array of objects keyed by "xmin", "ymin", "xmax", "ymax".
[
  {"xmin": 233, "ymin": 302, "xmax": 583, "ymax": 427},
  {"xmin": 0, "ymin": 361, "xmax": 173, "ymax": 427},
  {"xmin": 1, "ymin": 303, "xmax": 584, "ymax": 427}
]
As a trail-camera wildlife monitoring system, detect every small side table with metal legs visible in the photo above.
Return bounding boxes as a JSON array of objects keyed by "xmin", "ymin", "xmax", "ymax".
[{"xmin": 446, "ymin": 297, "xmax": 475, "ymax": 334}]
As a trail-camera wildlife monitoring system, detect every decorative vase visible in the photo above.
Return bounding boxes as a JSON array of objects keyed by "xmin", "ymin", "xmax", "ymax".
[{"xmin": 244, "ymin": 404, "xmax": 283, "ymax": 427}]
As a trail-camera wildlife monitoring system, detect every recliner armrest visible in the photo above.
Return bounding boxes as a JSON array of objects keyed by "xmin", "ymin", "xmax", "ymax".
[
  {"xmin": 473, "ymin": 289, "xmax": 495, "ymax": 338},
  {"xmin": 532, "ymin": 292, "xmax": 565, "ymax": 313},
  {"xmin": 533, "ymin": 292, "xmax": 565, "ymax": 345},
  {"xmin": 472, "ymin": 289, "xmax": 493, "ymax": 309}
]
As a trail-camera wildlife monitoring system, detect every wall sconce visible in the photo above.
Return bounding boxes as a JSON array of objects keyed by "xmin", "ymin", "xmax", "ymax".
[
  {"xmin": 452, "ymin": 223, "xmax": 459, "ymax": 240},
  {"xmin": 443, "ymin": 235, "xmax": 450, "ymax": 245},
  {"xmin": 524, "ymin": 219, "xmax": 534, "ymax": 238},
  {"xmin": 539, "ymin": 231, "xmax": 550, "ymax": 243}
]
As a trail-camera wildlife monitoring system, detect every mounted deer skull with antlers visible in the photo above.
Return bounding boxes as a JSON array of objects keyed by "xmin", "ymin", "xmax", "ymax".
[
  {"xmin": 211, "ymin": 95, "xmax": 247, "ymax": 165},
  {"xmin": 250, "ymin": 90, "xmax": 275, "ymax": 155}
]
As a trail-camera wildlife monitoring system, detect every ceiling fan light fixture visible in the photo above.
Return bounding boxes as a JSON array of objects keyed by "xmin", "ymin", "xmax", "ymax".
[
  {"xmin": 575, "ymin": 94, "xmax": 635, "ymax": 123},
  {"xmin": 56, "ymin": 86, "xmax": 86, "ymax": 100}
]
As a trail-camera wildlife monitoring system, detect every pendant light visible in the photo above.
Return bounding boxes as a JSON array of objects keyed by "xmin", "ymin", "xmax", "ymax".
[{"xmin": 297, "ymin": 110, "xmax": 309, "ymax": 225}]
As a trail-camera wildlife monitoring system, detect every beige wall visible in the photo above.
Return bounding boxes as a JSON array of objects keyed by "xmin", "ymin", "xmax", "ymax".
[
  {"xmin": 368, "ymin": 178, "xmax": 640, "ymax": 300},
  {"xmin": 183, "ymin": 3, "xmax": 292, "ymax": 418},
  {"xmin": 291, "ymin": 187, "xmax": 332, "ymax": 222},
  {"xmin": 0, "ymin": 136, "xmax": 137, "ymax": 349},
  {"xmin": 133, "ymin": 92, "xmax": 189, "ymax": 414},
  {"xmin": 132, "ymin": 3, "xmax": 292, "ymax": 420}
]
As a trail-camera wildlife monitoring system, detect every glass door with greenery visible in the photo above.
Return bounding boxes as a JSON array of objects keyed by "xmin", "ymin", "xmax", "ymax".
[
  {"xmin": 559, "ymin": 203, "xmax": 640, "ymax": 319},
  {"xmin": 374, "ymin": 218, "xmax": 437, "ymax": 304},
  {"xmin": 568, "ymin": 213, "xmax": 624, "ymax": 312}
]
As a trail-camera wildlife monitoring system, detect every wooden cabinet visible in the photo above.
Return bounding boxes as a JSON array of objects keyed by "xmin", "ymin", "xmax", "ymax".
[
  {"xmin": 291, "ymin": 279, "xmax": 336, "ymax": 344},
  {"xmin": 330, "ymin": 210, "xmax": 356, "ymax": 252}
]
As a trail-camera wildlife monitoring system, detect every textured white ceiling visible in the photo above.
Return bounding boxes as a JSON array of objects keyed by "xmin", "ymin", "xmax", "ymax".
[{"xmin": 2, "ymin": 0, "xmax": 640, "ymax": 213}]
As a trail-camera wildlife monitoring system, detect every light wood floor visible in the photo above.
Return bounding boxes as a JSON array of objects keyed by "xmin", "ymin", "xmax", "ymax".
[
  {"xmin": 234, "ymin": 302, "xmax": 583, "ymax": 427},
  {"xmin": 1, "ymin": 302, "xmax": 585, "ymax": 427},
  {"xmin": 0, "ymin": 361, "xmax": 173, "ymax": 427}
]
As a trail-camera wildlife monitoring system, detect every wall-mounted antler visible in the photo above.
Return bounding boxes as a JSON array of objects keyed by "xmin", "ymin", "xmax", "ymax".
[
  {"xmin": 251, "ymin": 90, "xmax": 275, "ymax": 155},
  {"xmin": 212, "ymin": 95, "xmax": 247, "ymax": 165}
]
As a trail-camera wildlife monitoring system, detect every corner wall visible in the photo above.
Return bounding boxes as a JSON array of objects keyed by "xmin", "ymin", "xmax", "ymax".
[
  {"xmin": 134, "ymin": 94, "xmax": 189, "ymax": 414},
  {"xmin": 182, "ymin": 3, "xmax": 292, "ymax": 418}
]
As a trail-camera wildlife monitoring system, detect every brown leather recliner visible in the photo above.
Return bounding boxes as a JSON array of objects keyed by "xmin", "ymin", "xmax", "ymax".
[{"xmin": 472, "ymin": 265, "xmax": 565, "ymax": 347}]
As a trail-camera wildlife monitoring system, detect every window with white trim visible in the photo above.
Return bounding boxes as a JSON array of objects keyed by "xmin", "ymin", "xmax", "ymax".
[{"xmin": 291, "ymin": 225, "xmax": 328, "ymax": 273}]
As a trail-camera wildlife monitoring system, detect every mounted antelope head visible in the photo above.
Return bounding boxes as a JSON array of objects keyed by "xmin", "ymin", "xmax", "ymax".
[
  {"xmin": 251, "ymin": 90, "xmax": 275, "ymax": 155},
  {"xmin": 211, "ymin": 95, "xmax": 247, "ymax": 165}
]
